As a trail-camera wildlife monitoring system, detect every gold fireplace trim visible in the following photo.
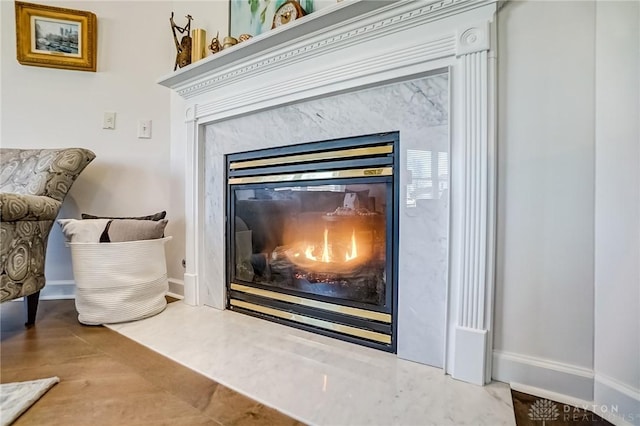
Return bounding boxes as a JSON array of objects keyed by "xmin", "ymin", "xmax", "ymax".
[
  {"xmin": 230, "ymin": 299, "xmax": 392, "ymax": 344},
  {"xmin": 229, "ymin": 145, "xmax": 393, "ymax": 170},
  {"xmin": 230, "ymin": 283, "xmax": 392, "ymax": 323},
  {"xmin": 228, "ymin": 167, "xmax": 392, "ymax": 185}
]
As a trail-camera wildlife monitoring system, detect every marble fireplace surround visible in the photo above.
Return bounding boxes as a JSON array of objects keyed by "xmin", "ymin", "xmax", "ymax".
[{"xmin": 159, "ymin": 0, "xmax": 498, "ymax": 386}]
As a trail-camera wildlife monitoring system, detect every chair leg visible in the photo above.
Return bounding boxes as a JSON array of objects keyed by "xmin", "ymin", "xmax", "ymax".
[{"xmin": 24, "ymin": 291, "xmax": 40, "ymax": 327}]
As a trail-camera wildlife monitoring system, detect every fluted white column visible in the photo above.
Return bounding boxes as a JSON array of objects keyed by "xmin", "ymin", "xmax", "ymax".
[
  {"xmin": 451, "ymin": 21, "xmax": 496, "ymax": 385},
  {"xmin": 183, "ymin": 105, "xmax": 200, "ymax": 306}
]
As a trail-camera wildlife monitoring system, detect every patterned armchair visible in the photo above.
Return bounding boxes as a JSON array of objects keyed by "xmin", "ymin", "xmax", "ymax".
[{"xmin": 0, "ymin": 148, "xmax": 95, "ymax": 325}]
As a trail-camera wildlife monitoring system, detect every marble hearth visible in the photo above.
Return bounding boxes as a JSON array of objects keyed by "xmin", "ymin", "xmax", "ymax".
[{"xmin": 159, "ymin": 0, "xmax": 498, "ymax": 385}]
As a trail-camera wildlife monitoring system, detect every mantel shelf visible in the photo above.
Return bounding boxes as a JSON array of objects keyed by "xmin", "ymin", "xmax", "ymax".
[{"xmin": 156, "ymin": 0, "xmax": 397, "ymax": 91}]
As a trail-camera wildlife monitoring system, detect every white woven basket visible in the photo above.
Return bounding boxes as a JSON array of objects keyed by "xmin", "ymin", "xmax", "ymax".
[{"xmin": 68, "ymin": 237, "xmax": 171, "ymax": 325}]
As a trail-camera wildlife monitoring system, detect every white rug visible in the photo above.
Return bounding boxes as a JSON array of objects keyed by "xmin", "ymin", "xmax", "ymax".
[{"xmin": 0, "ymin": 377, "xmax": 59, "ymax": 426}]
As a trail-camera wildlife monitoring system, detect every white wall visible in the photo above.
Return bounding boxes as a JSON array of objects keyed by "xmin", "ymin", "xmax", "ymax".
[
  {"xmin": 1, "ymin": 1, "xmax": 175, "ymax": 289},
  {"xmin": 1, "ymin": 1, "xmax": 229, "ymax": 295},
  {"xmin": 165, "ymin": 1, "xmax": 229, "ymax": 295},
  {"xmin": 494, "ymin": 0, "xmax": 596, "ymax": 400},
  {"xmin": 494, "ymin": 1, "xmax": 640, "ymax": 422},
  {"xmin": 594, "ymin": 1, "xmax": 640, "ymax": 424}
]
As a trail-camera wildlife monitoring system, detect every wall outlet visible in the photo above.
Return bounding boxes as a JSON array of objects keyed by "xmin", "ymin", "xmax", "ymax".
[{"xmin": 137, "ymin": 120, "xmax": 152, "ymax": 139}]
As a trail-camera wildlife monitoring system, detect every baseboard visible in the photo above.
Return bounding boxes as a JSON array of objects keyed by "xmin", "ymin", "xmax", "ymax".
[
  {"xmin": 38, "ymin": 278, "xmax": 185, "ymax": 301},
  {"xmin": 594, "ymin": 374, "xmax": 640, "ymax": 426},
  {"xmin": 492, "ymin": 350, "xmax": 594, "ymax": 401},
  {"xmin": 40, "ymin": 280, "xmax": 76, "ymax": 300},
  {"xmin": 168, "ymin": 278, "xmax": 184, "ymax": 299}
]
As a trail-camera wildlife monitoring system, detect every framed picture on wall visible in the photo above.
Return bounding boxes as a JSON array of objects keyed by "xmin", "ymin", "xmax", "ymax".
[
  {"xmin": 229, "ymin": 0, "xmax": 333, "ymax": 39},
  {"xmin": 15, "ymin": 2, "xmax": 97, "ymax": 72}
]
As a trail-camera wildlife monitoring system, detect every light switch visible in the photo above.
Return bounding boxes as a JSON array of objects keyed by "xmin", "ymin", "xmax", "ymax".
[
  {"xmin": 137, "ymin": 120, "xmax": 152, "ymax": 139},
  {"xmin": 103, "ymin": 112, "xmax": 116, "ymax": 129}
]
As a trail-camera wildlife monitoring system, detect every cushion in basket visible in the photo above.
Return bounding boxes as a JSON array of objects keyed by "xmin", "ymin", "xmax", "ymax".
[
  {"xmin": 57, "ymin": 218, "xmax": 110, "ymax": 242},
  {"xmin": 58, "ymin": 218, "xmax": 168, "ymax": 243},
  {"xmin": 105, "ymin": 219, "xmax": 167, "ymax": 242},
  {"xmin": 81, "ymin": 211, "xmax": 166, "ymax": 221}
]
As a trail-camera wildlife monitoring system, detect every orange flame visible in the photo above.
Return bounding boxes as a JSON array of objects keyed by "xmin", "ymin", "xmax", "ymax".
[
  {"xmin": 345, "ymin": 229, "xmax": 358, "ymax": 261},
  {"xmin": 321, "ymin": 228, "xmax": 330, "ymax": 263},
  {"xmin": 300, "ymin": 228, "xmax": 359, "ymax": 264}
]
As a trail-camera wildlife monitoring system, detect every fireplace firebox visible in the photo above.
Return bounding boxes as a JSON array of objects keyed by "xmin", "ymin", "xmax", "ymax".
[{"xmin": 226, "ymin": 132, "xmax": 399, "ymax": 351}]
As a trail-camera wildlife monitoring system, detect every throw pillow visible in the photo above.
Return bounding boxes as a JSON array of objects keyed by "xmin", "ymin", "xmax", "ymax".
[
  {"xmin": 58, "ymin": 218, "xmax": 110, "ymax": 242},
  {"xmin": 105, "ymin": 219, "xmax": 168, "ymax": 242},
  {"xmin": 80, "ymin": 211, "xmax": 166, "ymax": 221},
  {"xmin": 57, "ymin": 218, "xmax": 168, "ymax": 243}
]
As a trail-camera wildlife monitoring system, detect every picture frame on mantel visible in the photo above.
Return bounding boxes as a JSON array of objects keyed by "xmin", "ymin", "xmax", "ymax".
[
  {"xmin": 229, "ymin": 0, "xmax": 332, "ymax": 39},
  {"xmin": 15, "ymin": 2, "xmax": 97, "ymax": 72}
]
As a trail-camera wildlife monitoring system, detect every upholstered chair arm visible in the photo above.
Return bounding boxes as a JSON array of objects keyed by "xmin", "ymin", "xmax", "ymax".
[{"xmin": 0, "ymin": 193, "xmax": 61, "ymax": 222}]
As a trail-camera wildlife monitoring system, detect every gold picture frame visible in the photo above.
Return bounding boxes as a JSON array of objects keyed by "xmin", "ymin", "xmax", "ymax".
[{"xmin": 15, "ymin": 2, "xmax": 97, "ymax": 72}]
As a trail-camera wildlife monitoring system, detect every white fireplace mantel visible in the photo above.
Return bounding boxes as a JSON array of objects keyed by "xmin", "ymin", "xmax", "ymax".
[{"xmin": 159, "ymin": 0, "xmax": 498, "ymax": 386}]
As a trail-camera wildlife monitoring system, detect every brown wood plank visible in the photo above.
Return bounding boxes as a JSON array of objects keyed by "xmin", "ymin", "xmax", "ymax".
[{"xmin": 1, "ymin": 299, "xmax": 304, "ymax": 426}]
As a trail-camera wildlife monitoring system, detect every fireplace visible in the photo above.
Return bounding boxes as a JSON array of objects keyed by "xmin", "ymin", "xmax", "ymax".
[
  {"xmin": 159, "ymin": 0, "xmax": 498, "ymax": 385},
  {"xmin": 226, "ymin": 133, "xmax": 399, "ymax": 351}
]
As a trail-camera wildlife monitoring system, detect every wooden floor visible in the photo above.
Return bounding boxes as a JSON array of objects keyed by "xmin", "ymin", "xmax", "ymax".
[
  {"xmin": 1, "ymin": 299, "xmax": 613, "ymax": 426},
  {"xmin": 0, "ymin": 299, "xmax": 303, "ymax": 426},
  {"xmin": 511, "ymin": 390, "xmax": 612, "ymax": 426}
]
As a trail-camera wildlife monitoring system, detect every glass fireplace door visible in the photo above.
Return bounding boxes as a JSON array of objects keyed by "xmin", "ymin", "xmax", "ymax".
[
  {"xmin": 225, "ymin": 132, "xmax": 399, "ymax": 351},
  {"xmin": 230, "ymin": 181, "xmax": 390, "ymax": 310}
]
